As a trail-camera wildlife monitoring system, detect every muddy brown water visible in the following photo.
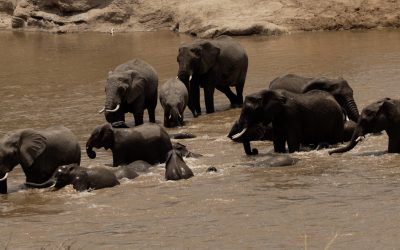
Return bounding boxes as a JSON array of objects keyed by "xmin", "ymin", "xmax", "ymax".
[{"xmin": 1, "ymin": 29, "xmax": 400, "ymax": 249}]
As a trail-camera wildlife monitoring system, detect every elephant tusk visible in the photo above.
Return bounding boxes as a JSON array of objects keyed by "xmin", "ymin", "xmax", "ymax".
[
  {"xmin": 178, "ymin": 114, "xmax": 182, "ymax": 119},
  {"xmin": 355, "ymin": 136, "xmax": 365, "ymax": 142},
  {"xmin": 232, "ymin": 128, "xmax": 247, "ymax": 140},
  {"xmin": 98, "ymin": 107, "xmax": 105, "ymax": 114},
  {"xmin": 105, "ymin": 104, "xmax": 120, "ymax": 113},
  {"xmin": 189, "ymin": 74, "xmax": 192, "ymax": 82},
  {"xmin": 169, "ymin": 114, "xmax": 172, "ymax": 120},
  {"xmin": 0, "ymin": 172, "xmax": 8, "ymax": 182}
]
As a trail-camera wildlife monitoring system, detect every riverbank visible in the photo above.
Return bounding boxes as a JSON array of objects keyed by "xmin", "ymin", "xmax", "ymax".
[{"xmin": 0, "ymin": 0, "xmax": 399, "ymax": 37}]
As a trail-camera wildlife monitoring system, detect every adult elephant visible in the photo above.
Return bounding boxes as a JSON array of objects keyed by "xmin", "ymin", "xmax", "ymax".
[
  {"xmin": 228, "ymin": 119, "xmax": 356, "ymax": 155},
  {"xmin": 231, "ymin": 89, "xmax": 344, "ymax": 153},
  {"xmin": 99, "ymin": 59, "xmax": 158, "ymax": 126},
  {"xmin": 159, "ymin": 78, "xmax": 188, "ymax": 127},
  {"xmin": 330, "ymin": 98, "xmax": 400, "ymax": 154},
  {"xmin": 0, "ymin": 126, "xmax": 81, "ymax": 194},
  {"xmin": 86, "ymin": 123, "xmax": 172, "ymax": 166},
  {"xmin": 177, "ymin": 35, "xmax": 248, "ymax": 117},
  {"xmin": 270, "ymin": 74, "xmax": 360, "ymax": 122}
]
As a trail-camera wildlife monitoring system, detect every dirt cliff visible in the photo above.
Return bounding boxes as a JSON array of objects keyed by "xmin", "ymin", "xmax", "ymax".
[{"xmin": 0, "ymin": 0, "xmax": 399, "ymax": 37}]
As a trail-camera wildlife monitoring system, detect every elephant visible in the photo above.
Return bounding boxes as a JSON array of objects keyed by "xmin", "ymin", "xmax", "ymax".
[
  {"xmin": 329, "ymin": 98, "xmax": 400, "ymax": 154},
  {"xmin": 0, "ymin": 126, "xmax": 81, "ymax": 194},
  {"xmin": 99, "ymin": 59, "xmax": 158, "ymax": 126},
  {"xmin": 269, "ymin": 74, "xmax": 360, "ymax": 122},
  {"xmin": 228, "ymin": 119, "xmax": 357, "ymax": 155},
  {"xmin": 159, "ymin": 78, "xmax": 188, "ymax": 128},
  {"xmin": 165, "ymin": 149, "xmax": 194, "ymax": 181},
  {"xmin": 26, "ymin": 164, "xmax": 122, "ymax": 192},
  {"xmin": 177, "ymin": 35, "xmax": 248, "ymax": 117},
  {"xmin": 230, "ymin": 89, "xmax": 345, "ymax": 153},
  {"xmin": 86, "ymin": 123, "xmax": 172, "ymax": 166}
]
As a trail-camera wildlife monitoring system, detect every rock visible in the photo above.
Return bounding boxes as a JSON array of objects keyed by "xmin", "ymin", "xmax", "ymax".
[
  {"xmin": 11, "ymin": 16, "xmax": 24, "ymax": 28},
  {"xmin": 0, "ymin": 0, "xmax": 398, "ymax": 36}
]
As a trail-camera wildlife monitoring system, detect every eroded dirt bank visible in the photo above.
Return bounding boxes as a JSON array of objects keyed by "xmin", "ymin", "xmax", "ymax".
[{"xmin": 0, "ymin": 0, "xmax": 399, "ymax": 37}]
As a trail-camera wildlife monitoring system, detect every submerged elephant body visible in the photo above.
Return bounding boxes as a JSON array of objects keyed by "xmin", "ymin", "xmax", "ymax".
[
  {"xmin": 86, "ymin": 123, "xmax": 173, "ymax": 166},
  {"xmin": 101, "ymin": 59, "xmax": 158, "ymax": 126},
  {"xmin": 330, "ymin": 98, "xmax": 400, "ymax": 154},
  {"xmin": 0, "ymin": 126, "xmax": 81, "ymax": 194},
  {"xmin": 232, "ymin": 89, "xmax": 345, "ymax": 153},
  {"xmin": 159, "ymin": 78, "xmax": 188, "ymax": 127},
  {"xmin": 177, "ymin": 35, "xmax": 248, "ymax": 116},
  {"xmin": 270, "ymin": 74, "xmax": 360, "ymax": 122},
  {"xmin": 165, "ymin": 150, "xmax": 194, "ymax": 181}
]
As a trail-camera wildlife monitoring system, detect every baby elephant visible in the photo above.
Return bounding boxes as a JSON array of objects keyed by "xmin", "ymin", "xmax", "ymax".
[
  {"xmin": 26, "ymin": 164, "xmax": 140, "ymax": 192},
  {"xmin": 165, "ymin": 150, "xmax": 194, "ymax": 181},
  {"xmin": 159, "ymin": 78, "xmax": 188, "ymax": 127}
]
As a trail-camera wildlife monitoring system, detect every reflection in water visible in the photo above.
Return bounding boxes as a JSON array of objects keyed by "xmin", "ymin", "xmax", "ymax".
[{"xmin": 1, "ymin": 30, "xmax": 400, "ymax": 248}]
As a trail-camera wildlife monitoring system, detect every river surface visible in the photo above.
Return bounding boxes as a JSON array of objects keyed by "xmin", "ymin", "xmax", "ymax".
[{"xmin": 1, "ymin": 29, "xmax": 400, "ymax": 249}]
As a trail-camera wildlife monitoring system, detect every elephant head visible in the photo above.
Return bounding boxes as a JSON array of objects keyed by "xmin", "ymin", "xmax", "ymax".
[
  {"xmin": 0, "ymin": 130, "xmax": 47, "ymax": 194},
  {"xmin": 231, "ymin": 90, "xmax": 285, "ymax": 141},
  {"xmin": 165, "ymin": 149, "xmax": 194, "ymax": 181},
  {"xmin": 329, "ymin": 98, "xmax": 394, "ymax": 154},
  {"xmin": 99, "ymin": 70, "xmax": 142, "ymax": 123},
  {"xmin": 177, "ymin": 41, "xmax": 221, "ymax": 85},
  {"xmin": 302, "ymin": 77, "xmax": 359, "ymax": 122},
  {"xmin": 86, "ymin": 124, "xmax": 114, "ymax": 159},
  {"xmin": 163, "ymin": 104, "xmax": 183, "ymax": 128}
]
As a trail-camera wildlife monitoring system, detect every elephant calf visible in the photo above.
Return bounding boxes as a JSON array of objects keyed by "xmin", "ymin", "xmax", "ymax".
[
  {"xmin": 165, "ymin": 150, "xmax": 194, "ymax": 181},
  {"xmin": 159, "ymin": 78, "xmax": 188, "ymax": 128},
  {"xmin": 86, "ymin": 123, "xmax": 173, "ymax": 166},
  {"xmin": 330, "ymin": 98, "xmax": 400, "ymax": 154},
  {"xmin": 26, "ymin": 164, "xmax": 141, "ymax": 192}
]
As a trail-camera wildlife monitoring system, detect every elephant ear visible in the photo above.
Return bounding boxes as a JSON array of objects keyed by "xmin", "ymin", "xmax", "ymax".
[
  {"xmin": 19, "ymin": 130, "xmax": 47, "ymax": 167},
  {"xmin": 302, "ymin": 78, "xmax": 332, "ymax": 93},
  {"xmin": 124, "ymin": 70, "xmax": 144, "ymax": 104},
  {"xmin": 199, "ymin": 42, "xmax": 220, "ymax": 73}
]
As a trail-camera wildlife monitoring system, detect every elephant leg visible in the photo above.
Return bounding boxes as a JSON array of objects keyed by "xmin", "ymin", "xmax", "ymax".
[
  {"xmin": 215, "ymin": 84, "xmax": 238, "ymax": 107},
  {"xmin": 148, "ymin": 108, "xmax": 156, "ymax": 123},
  {"xmin": 204, "ymin": 85, "xmax": 215, "ymax": 114},
  {"xmin": 286, "ymin": 130, "xmax": 300, "ymax": 153},
  {"xmin": 273, "ymin": 126, "xmax": 286, "ymax": 153},
  {"xmin": 388, "ymin": 133, "xmax": 400, "ymax": 153},
  {"xmin": 235, "ymin": 84, "xmax": 244, "ymax": 106},
  {"xmin": 133, "ymin": 111, "xmax": 144, "ymax": 126},
  {"xmin": 190, "ymin": 82, "xmax": 201, "ymax": 116}
]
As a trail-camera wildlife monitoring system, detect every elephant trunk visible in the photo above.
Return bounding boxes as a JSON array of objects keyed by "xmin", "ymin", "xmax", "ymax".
[
  {"xmin": 0, "ymin": 172, "xmax": 8, "ymax": 194},
  {"xmin": 329, "ymin": 127, "xmax": 363, "ymax": 154},
  {"xmin": 25, "ymin": 177, "xmax": 56, "ymax": 188},
  {"xmin": 345, "ymin": 98, "xmax": 360, "ymax": 122},
  {"xmin": 243, "ymin": 141, "xmax": 258, "ymax": 155},
  {"xmin": 86, "ymin": 137, "xmax": 97, "ymax": 159}
]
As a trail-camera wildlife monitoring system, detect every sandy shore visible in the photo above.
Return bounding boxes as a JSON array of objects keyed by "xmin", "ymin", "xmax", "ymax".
[{"xmin": 0, "ymin": 0, "xmax": 399, "ymax": 37}]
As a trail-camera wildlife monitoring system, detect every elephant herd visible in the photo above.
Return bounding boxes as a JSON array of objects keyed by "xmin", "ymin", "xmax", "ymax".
[{"xmin": 1, "ymin": 35, "xmax": 399, "ymax": 195}]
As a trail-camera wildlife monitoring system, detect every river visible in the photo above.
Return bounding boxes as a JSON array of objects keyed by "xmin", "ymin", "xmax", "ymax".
[{"xmin": 1, "ymin": 29, "xmax": 400, "ymax": 249}]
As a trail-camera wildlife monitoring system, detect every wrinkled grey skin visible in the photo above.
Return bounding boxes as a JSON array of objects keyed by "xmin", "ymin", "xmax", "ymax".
[
  {"xmin": 0, "ymin": 126, "xmax": 81, "ymax": 194},
  {"xmin": 165, "ymin": 150, "xmax": 194, "ymax": 181},
  {"xmin": 103, "ymin": 59, "xmax": 158, "ymax": 126},
  {"xmin": 330, "ymin": 98, "xmax": 400, "ymax": 154},
  {"xmin": 26, "ymin": 164, "xmax": 121, "ymax": 192},
  {"xmin": 86, "ymin": 123, "xmax": 172, "ymax": 166},
  {"xmin": 228, "ymin": 119, "xmax": 356, "ymax": 155},
  {"xmin": 232, "ymin": 89, "xmax": 345, "ymax": 153},
  {"xmin": 159, "ymin": 78, "xmax": 188, "ymax": 128},
  {"xmin": 270, "ymin": 74, "xmax": 360, "ymax": 122},
  {"xmin": 177, "ymin": 35, "xmax": 248, "ymax": 117},
  {"xmin": 114, "ymin": 160, "xmax": 152, "ymax": 175}
]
